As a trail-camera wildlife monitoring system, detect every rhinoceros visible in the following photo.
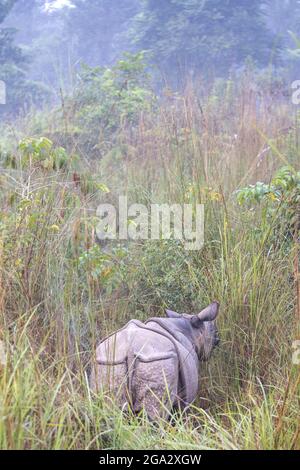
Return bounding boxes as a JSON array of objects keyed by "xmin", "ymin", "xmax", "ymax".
[{"xmin": 90, "ymin": 301, "xmax": 220, "ymax": 419}]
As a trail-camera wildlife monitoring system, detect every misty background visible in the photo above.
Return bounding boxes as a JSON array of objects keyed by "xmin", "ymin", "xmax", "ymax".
[{"xmin": 1, "ymin": 0, "xmax": 300, "ymax": 115}]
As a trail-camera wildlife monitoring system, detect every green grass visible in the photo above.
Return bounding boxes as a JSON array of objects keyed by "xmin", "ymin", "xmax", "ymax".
[{"xmin": 0, "ymin": 77, "xmax": 299, "ymax": 450}]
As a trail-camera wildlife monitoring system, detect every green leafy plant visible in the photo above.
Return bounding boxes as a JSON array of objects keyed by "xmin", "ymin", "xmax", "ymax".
[
  {"xmin": 70, "ymin": 52, "xmax": 155, "ymax": 156},
  {"xmin": 236, "ymin": 166, "xmax": 300, "ymax": 240},
  {"xmin": 3, "ymin": 137, "xmax": 75, "ymax": 172}
]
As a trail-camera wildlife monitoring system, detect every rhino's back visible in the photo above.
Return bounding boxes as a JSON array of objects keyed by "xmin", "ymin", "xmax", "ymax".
[
  {"xmin": 94, "ymin": 320, "xmax": 176, "ymax": 364},
  {"xmin": 90, "ymin": 320, "xmax": 179, "ymax": 414}
]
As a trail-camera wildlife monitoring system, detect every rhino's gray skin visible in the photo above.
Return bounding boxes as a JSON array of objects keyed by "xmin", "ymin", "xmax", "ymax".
[{"xmin": 90, "ymin": 301, "xmax": 220, "ymax": 419}]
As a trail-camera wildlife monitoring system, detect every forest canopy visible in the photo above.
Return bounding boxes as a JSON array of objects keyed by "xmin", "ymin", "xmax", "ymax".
[{"xmin": 1, "ymin": 0, "xmax": 300, "ymax": 113}]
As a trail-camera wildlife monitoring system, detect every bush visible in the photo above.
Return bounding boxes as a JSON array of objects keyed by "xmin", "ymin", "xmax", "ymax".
[{"xmin": 236, "ymin": 166, "xmax": 300, "ymax": 247}]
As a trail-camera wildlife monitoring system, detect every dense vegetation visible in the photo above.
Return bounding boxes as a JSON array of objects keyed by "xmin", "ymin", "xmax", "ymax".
[{"xmin": 0, "ymin": 0, "xmax": 299, "ymax": 451}]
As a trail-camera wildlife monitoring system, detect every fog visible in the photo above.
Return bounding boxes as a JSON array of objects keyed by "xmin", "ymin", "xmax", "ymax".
[{"xmin": 1, "ymin": 0, "xmax": 300, "ymax": 113}]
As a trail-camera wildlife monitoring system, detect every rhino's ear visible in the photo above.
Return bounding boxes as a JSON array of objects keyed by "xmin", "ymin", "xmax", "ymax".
[
  {"xmin": 198, "ymin": 301, "xmax": 220, "ymax": 322},
  {"xmin": 165, "ymin": 309, "xmax": 181, "ymax": 319},
  {"xmin": 190, "ymin": 302, "xmax": 220, "ymax": 328}
]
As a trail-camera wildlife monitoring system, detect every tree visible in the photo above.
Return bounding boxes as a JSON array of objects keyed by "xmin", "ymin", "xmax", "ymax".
[
  {"xmin": 0, "ymin": 0, "xmax": 47, "ymax": 115},
  {"xmin": 0, "ymin": 1, "xmax": 24, "ymax": 69},
  {"xmin": 263, "ymin": 0, "xmax": 300, "ymax": 42},
  {"xmin": 131, "ymin": 0, "xmax": 278, "ymax": 75},
  {"xmin": 2, "ymin": 0, "xmax": 69, "ymax": 88},
  {"xmin": 65, "ymin": 0, "xmax": 139, "ymax": 67},
  {"xmin": 0, "ymin": 0, "xmax": 26, "ymax": 113},
  {"xmin": 262, "ymin": 0, "xmax": 300, "ymax": 71},
  {"xmin": 68, "ymin": 52, "xmax": 155, "ymax": 157}
]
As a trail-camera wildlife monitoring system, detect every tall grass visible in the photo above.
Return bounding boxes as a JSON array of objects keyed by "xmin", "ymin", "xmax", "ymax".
[{"xmin": 0, "ymin": 76, "xmax": 299, "ymax": 449}]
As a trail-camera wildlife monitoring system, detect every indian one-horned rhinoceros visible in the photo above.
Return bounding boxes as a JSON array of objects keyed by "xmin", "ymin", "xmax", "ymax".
[{"xmin": 90, "ymin": 301, "xmax": 220, "ymax": 419}]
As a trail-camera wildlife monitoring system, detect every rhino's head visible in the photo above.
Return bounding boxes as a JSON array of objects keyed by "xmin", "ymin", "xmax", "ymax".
[{"xmin": 165, "ymin": 301, "xmax": 220, "ymax": 361}]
